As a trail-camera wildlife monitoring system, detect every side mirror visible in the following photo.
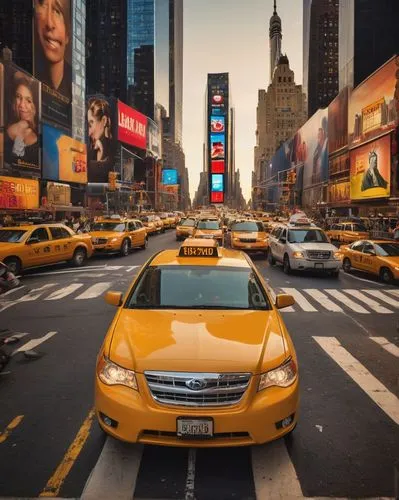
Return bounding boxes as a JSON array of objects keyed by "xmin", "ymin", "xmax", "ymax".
[
  {"xmin": 105, "ymin": 291, "xmax": 123, "ymax": 307},
  {"xmin": 276, "ymin": 294, "xmax": 295, "ymax": 310},
  {"xmin": 26, "ymin": 237, "xmax": 40, "ymax": 245}
]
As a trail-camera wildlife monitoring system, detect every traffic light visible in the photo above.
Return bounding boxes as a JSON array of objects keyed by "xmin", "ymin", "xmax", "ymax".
[{"xmin": 108, "ymin": 171, "xmax": 117, "ymax": 191}]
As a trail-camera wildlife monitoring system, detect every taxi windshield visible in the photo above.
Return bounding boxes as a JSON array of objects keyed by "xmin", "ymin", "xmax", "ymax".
[
  {"xmin": 197, "ymin": 221, "xmax": 220, "ymax": 230},
  {"xmin": 374, "ymin": 243, "xmax": 399, "ymax": 257},
  {"xmin": 231, "ymin": 221, "xmax": 263, "ymax": 232},
  {"xmin": 0, "ymin": 229, "xmax": 27, "ymax": 243},
  {"xmin": 288, "ymin": 229, "xmax": 328, "ymax": 243},
  {"xmin": 127, "ymin": 265, "xmax": 271, "ymax": 310},
  {"xmin": 140, "ymin": 216, "xmax": 150, "ymax": 223},
  {"xmin": 180, "ymin": 219, "xmax": 196, "ymax": 227},
  {"xmin": 91, "ymin": 222, "xmax": 126, "ymax": 232}
]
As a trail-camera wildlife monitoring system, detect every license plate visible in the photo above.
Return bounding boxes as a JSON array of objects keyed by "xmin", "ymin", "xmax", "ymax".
[
  {"xmin": 177, "ymin": 418, "xmax": 213, "ymax": 438},
  {"xmin": 314, "ymin": 263, "xmax": 324, "ymax": 269},
  {"xmin": 245, "ymin": 244, "xmax": 252, "ymax": 249}
]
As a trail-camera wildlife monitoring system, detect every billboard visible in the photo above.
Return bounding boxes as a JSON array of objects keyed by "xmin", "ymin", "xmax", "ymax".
[
  {"xmin": 0, "ymin": 176, "xmax": 39, "ymax": 209},
  {"xmin": 117, "ymin": 100, "xmax": 147, "ymax": 150},
  {"xmin": 43, "ymin": 124, "xmax": 87, "ymax": 184},
  {"xmin": 210, "ymin": 91, "xmax": 226, "ymax": 115},
  {"xmin": 328, "ymin": 87, "xmax": 349, "ymax": 153},
  {"xmin": 87, "ymin": 96, "xmax": 116, "ymax": 183},
  {"xmin": 3, "ymin": 64, "xmax": 41, "ymax": 176},
  {"xmin": 328, "ymin": 181, "xmax": 350, "ymax": 204},
  {"xmin": 211, "ymin": 160, "xmax": 225, "ymax": 173},
  {"xmin": 162, "ymin": 169, "xmax": 178, "ymax": 185},
  {"xmin": 210, "ymin": 135, "xmax": 225, "ymax": 160},
  {"xmin": 0, "ymin": 63, "xmax": 3, "ymax": 170},
  {"xmin": 211, "ymin": 191, "xmax": 224, "ymax": 203},
  {"xmin": 33, "ymin": 0, "xmax": 72, "ymax": 129},
  {"xmin": 348, "ymin": 57, "xmax": 398, "ymax": 148},
  {"xmin": 350, "ymin": 134, "xmax": 391, "ymax": 200},
  {"xmin": 147, "ymin": 119, "xmax": 160, "ymax": 159},
  {"xmin": 211, "ymin": 174, "xmax": 224, "ymax": 192},
  {"xmin": 210, "ymin": 116, "xmax": 225, "ymax": 133}
]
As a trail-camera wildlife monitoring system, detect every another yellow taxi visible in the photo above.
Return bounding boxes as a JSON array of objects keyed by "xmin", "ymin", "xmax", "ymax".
[
  {"xmin": 139, "ymin": 215, "xmax": 159, "ymax": 235},
  {"xmin": 95, "ymin": 238, "xmax": 298, "ymax": 447},
  {"xmin": 175, "ymin": 217, "xmax": 196, "ymax": 241},
  {"xmin": 89, "ymin": 218, "xmax": 148, "ymax": 256},
  {"xmin": 0, "ymin": 224, "xmax": 93, "ymax": 275},
  {"xmin": 341, "ymin": 239, "xmax": 399, "ymax": 283},
  {"xmin": 230, "ymin": 219, "xmax": 269, "ymax": 257},
  {"xmin": 158, "ymin": 213, "xmax": 174, "ymax": 230},
  {"xmin": 326, "ymin": 222, "xmax": 369, "ymax": 244},
  {"xmin": 193, "ymin": 219, "xmax": 224, "ymax": 246}
]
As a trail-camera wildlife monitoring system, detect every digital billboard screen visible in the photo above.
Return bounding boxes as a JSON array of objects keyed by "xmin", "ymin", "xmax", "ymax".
[
  {"xmin": 211, "ymin": 174, "xmax": 224, "ymax": 192},
  {"xmin": 117, "ymin": 100, "xmax": 147, "ymax": 150},
  {"xmin": 211, "ymin": 160, "xmax": 225, "ymax": 173},
  {"xmin": 210, "ymin": 135, "xmax": 225, "ymax": 160},
  {"xmin": 162, "ymin": 168, "xmax": 178, "ymax": 185},
  {"xmin": 0, "ymin": 176, "xmax": 39, "ymax": 209},
  {"xmin": 210, "ymin": 116, "xmax": 225, "ymax": 133},
  {"xmin": 211, "ymin": 191, "xmax": 224, "ymax": 203}
]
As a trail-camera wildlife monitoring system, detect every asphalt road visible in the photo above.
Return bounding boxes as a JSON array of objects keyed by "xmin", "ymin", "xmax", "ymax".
[{"xmin": 0, "ymin": 230, "xmax": 398, "ymax": 499}]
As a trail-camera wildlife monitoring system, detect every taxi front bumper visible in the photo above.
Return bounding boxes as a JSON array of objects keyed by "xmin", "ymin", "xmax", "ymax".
[
  {"xmin": 290, "ymin": 257, "xmax": 340, "ymax": 271},
  {"xmin": 92, "ymin": 242, "xmax": 121, "ymax": 253},
  {"xmin": 95, "ymin": 375, "xmax": 299, "ymax": 447},
  {"xmin": 231, "ymin": 240, "xmax": 268, "ymax": 252}
]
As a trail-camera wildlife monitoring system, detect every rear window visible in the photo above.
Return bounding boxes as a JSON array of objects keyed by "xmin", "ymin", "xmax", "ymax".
[
  {"xmin": 288, "ymin": 229, "xmax": 328, "ymax": 243},
  {"xmin": 197, "ymin": 221, "xmax": 220, "ymax": 230},
  {"xmin": 126, "ymin": 265, "xmax": 271, "ymax": 310},
  {"xmin": 0, "ymin": 229, "xmax": 27, "ymax": 243},
  {"xmin": 231, "ymin": 221, "xmax": 264, "ymax": 232},
  {"xmin": 180, "ymin": 219, "xmax": 196, "ymax": 227}
]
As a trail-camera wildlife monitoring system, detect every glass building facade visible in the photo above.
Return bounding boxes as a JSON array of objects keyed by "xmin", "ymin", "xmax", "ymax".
[{"xmin": 72, "ymin": 0, "xmax": 86, "ymax": 142}]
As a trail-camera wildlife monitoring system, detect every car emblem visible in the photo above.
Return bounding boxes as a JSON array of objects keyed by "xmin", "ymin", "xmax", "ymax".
[{"xmin": 186, "ymin": 378, "xmax": 207, "ymax": 391}]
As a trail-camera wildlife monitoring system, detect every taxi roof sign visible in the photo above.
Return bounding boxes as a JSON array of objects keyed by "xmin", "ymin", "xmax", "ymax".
[{"xmin": 178, "ymin": 238, "xmax": 220, "ymax": 258}]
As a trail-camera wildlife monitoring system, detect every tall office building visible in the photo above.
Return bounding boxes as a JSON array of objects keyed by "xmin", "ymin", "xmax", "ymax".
[
  {"xmin": 269, "ymin": 0, "xmax": 282, "ymax": 82},
  {"xmin": 339, "ymin": 0, "xmax": 399, "ymax": 90},
  {"xmin": 303, "ymin": 0, "xmax": 339, "ymax": 118}
]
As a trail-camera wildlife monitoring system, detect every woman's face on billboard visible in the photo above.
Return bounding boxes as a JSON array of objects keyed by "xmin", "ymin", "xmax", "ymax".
[
  {"xmin": 35, "ymin": 0, "xmax": 69, "ymax": 64},
  {"xmin": 14, "ymin": 84, "xmax": 35, "ymax": 123},
  {"xmin": 88, "ymin": 109, "xmax": 106, "ymax": 142}
]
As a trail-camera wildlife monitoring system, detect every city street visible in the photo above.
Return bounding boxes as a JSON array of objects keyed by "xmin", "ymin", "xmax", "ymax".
[{"xmin": 0, "ymin": 230, "xmax": 398, "ymax": 499}]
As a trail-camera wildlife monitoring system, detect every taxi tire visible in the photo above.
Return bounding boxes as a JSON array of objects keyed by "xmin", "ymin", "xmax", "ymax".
[
  {"xmin": 71, "ymin": 247, "xmax": 87, "ymax": 267},
  {"xmin": 4, "ymin": 257, "xmax": 22, "ymax": 276},
  {"xmin": 380, "ymin": 267, "xmax": 393, "ymax": 284},
  {"xmin": 141, "ymin": 237, "xmax": 148, "ymax": 250},
  {"xmin": 343, "ymin": 258, "xmax": 351, "ymax": 273},
  {"xmin": 283, "ymin": 254, "xmax": 291, "ymax": 274},
  {"xmin": 267, "ymin": 249, "xmax": 276, "ymax": 265},
  {"xmin": 120, "ymin": 239, "xmax": 131, "ymax": 257}
]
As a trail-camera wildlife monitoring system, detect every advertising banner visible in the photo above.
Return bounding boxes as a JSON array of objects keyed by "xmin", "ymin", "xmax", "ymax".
[
  {"xmin": 211, "ymin": 160, "xmax": 225, "ymax": 173},
  {"xmin": 210, "ymin": 134, "xmax": 225, "ymax": 160},
  {"xmin": 350, "ymin": 134, "xmax": 391, "ymax": 200},
  {"xmin": 210, "ymin": 116, "xmax": 225, "ymax": 133},
  {"xmin": 43, "ymin": 124, "xmax": 87, "ymax": 184},
  {"xmin": 117, "ymin": 100, "xmax": 147, "ymax": 150},
  {"xmin": 147, "ymin": 119, "xmax": 160, "ymax": 159},
  {"xmin": 46, "ymin": 181, "xmax": 71, "ymax": 206},
  {"xmin": 3, "ymin": 63, "xmax": 41, "ymax": 176},
  {"xmin": 162, "ymin": 169, "xmax": 178, "ymax": 185},
  {"xmin": 328, "ymin": 87, "xmax": 349, "ymax": 153},
  {"xmin": 87, "ymin": 96, "xmax": 116, "ymax": 183},
  {"xmin": 348, "ymin": 57, "xmax": 398, "ymax": 148},
  {"xmin": 33, "ymin": 0, "xmax": 72, "ymax": 129},
  {"xmin": 211, "ymin": 191, "xmax": 224, "ymax": 203},
  {"xmin": 0, "ymin": 176, "xmax": 39, "ymax": 209},
  {"xmin": 211, "ymin": 174, "xmax": 224, "ymax": 192},
  {"xmin": 121, "ymin": 155, "xmax": 134, "ymax": 184},
  {"xmin": 163, "ymin": 184, "xmax": 179, "ymax": 199},
  {"xmin": 328, "ymin": 181, "xmax": 350, "ymax": 204},
  {"xmin": 0, "ymin": 63, "xmax": 3, "ymax": 171},
  {"xmin": 210, "ymin": 91, "xmax": 226, "ymax": 115}
]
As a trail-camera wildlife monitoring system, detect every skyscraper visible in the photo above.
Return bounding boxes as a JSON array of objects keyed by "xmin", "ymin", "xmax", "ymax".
[
  {"xmin": 168, "ymin": 0, "xmax": 183, "ymax": 145},
  {"xmin": 269, "ymin": 0, "xmax": 282, "ymax": 82},
  {"xmin": 303, "ymin": 0, "xmax": 339, "ymax": 118}
]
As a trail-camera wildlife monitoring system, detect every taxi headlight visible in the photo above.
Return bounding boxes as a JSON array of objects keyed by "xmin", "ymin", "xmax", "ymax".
[
  {"xmin": 98, "ymin": 357, "xmax": 138, "ymax": 391},
  {"xmin": 258, "ymin": 358, "xmax": 297, "ymax": 391},
  {"xmin": 110, "ymin": 237, "xmax": 119, "ymax": 243},
  {"xmin": 333, "ymin": 251, "xmax": 341, "ymax": 260},
  {"xmin": 233, "ymin": 237, "xmax": 240, "ymax": 242},
  {"xmin": 292, "ymin": 251, "xmax": 304, "ymax": 259},
  {"xmin": 394, "ymin": 266, "xmax": 399, "ymax": 271}
]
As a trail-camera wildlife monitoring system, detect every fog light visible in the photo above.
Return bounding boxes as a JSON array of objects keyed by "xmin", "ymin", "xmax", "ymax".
[
  {"xmin": 275, "ymin": 413, "xmax": 294, "ymax": 429},
  {"xmin": 100, "ymin": 412, "xmax": 118, "ymax": 428}
]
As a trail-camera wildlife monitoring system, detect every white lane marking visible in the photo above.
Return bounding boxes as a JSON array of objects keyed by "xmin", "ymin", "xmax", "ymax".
[
  {"xmin": 45, "ymin": 284, "xmax": 84, "ymax": 301},
  {"xmin": 252, "ymin": 439, "xmax": 303, "ymax": 499},
  {"xmin": 0, "ymin": 284, "xmax": 57, "ymax": 312},
  {"xmin": 280, "ymin": 307, "xmax": 295, "ymax": 313},
  {"xmin": 282, "ymin": 288, "xmax": 317, "ymax": 312},
  {"xmin": 303, "ymin": 289, "xmax": 343, "ymax": 312},
  {"xmin": 23, "ymin": 265, "xmax": 114, "ymax": 277},
  {"xmin": 387, "ymin": 289, "xmax": 399, "ymax": 298},
  {"xmin": 342, "ymin": 289, "xmax": 393, "ymax": 314},
  {"xmin": 126, "ymin": 266, "xmax": 139, "ymax": 272},
  {"xmin": 325, "ymin": 289, "xmax": 370, "ymax": 314},
  {"xmin": 370, "ymin": 337, "xmax": 399, "ymax": 358},
  {"xmin": 313, "ymin": 337, "xmax": 399, "ymax": 425},
  {"xmin": 1, "ymin": 285, "xmax": 26, "ymax": 297},
  {"xmin": 75, "ymin": 282, "xmax": 112, "ymax": 300},
  {"xmin": 342, "ymin": 271, "xmax": 384, "ymax": 286},
  {"xmin": 103, "ymin": 266, "xmax": 124, "ymax": 270},
  {"xmin": 363, "ymin": 289, "xmax": 399, "ymax": 308},
  {"xmin": 185, "ymin": 448, "xmax": 196, "ymax": 500},
  {"xmin": 12, "ymin": 331, "xmax": 57, "ymax": 355},
  {"xmin": 77, "ymin": 273, "xmax": 107, "ymax": 278},
  {"xmin": 81, "ymin": 438, "xmax": 142, "ymax": 500}
]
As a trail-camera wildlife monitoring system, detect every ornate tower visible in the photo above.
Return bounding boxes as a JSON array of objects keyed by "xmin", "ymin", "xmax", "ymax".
[{"xmin": 269, "ymin": 0, "xmax": 282, "ymax": 82}]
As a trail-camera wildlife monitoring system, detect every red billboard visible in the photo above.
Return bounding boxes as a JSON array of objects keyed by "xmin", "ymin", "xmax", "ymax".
[
  {"xmin": 117, "ymin": 100, "xmax": 147, "ymax": 150},
  {"xmin": 211, "ymin": 160, "xmax": 225, "ymax": 173},
  {"xmin": 211, "ymin": 191, "xmax": 224, "ymax": 203}
]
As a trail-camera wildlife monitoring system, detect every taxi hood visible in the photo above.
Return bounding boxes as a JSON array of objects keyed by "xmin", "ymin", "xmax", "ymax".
[
  {"xmin": 0, "ymin": 242, "xmax": 23, "ymax": 253},
  {"xmin": 89, "ymin": 231, "xmax": 123, "ymax": 238},
  {"xmin": 232, "ymin": 231, "xmax": 260, "ymax": 239},
  {"xmin": 108, "ymin": 309, "xmax": 287, "ymax": 374}
]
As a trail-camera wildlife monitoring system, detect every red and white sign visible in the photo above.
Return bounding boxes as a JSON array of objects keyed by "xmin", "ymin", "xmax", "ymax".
[
  {"xmin": 212, "ymin": 95, "xmax": 223, "ymax": 104},
  {"xmin": 117, "ymin": 100, "xmax": 147, "ymax": 150},
  {"xmin": 211, "ymin": 160, "xmax": 225, "ymax": 173}
]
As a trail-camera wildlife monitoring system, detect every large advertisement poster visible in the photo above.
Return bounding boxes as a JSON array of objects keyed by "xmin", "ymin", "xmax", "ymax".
[
  {"xmin": 348, "ymin": 57, "xmax": 398, "ymax": 148},
  {"xmin": 3, "ymin": 63, "xmax": 41, "ymax": 176},
  {"xmin": 0, "ymin": 63, "xmax": 3, "ymax": 171},
  {"xmin": 33, "ymin": 0, "xmax": 72, "ymax": 129},
  {"xmin": 211, "ymin": 174, "xmax": 224, "ymax": 192},
  {"xmin": 210, "ymin": 116, "xmax": 225, "ymax": 133},
  {"xmin": 162, "ymin": 169, "xmax": 178, "ymax": 185},
  {"xmin": 210, "ymin": 135, "xmax": 225, "ymax": 160},
  {"xmin": 0, "ymin": 176, "xmax": 39, "ymax": 209},
  {"xmin": 43, "ymin": 124, "xmax": 87, "ymax": 184},
  {"xmin": 350, "ymin": 134, "xmax": 391, "ymax": 200},
  {"xmin": 328, "ymin": 87, "xmax": 349, "ymax": 153},
  {"xmin": 117, "ymin": 100, "xmax": 147, "ymax": 150},
  {"xmin": 328, "ymin": 181, "xmax": 350, "ymax": 204},
  {"xmin": 87, "ymin": 96, "xmax": 116, "ymax": 183}
]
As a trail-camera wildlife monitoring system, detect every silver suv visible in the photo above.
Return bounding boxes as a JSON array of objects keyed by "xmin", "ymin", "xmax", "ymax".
[{"xmin": 268, "ymin": 223, "xmax": 341, "ymax": 277}]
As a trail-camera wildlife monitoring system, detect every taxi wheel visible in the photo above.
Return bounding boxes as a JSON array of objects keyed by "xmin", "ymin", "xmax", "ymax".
[
  {"xmin": 141, "ymin": 237, "xmax": 148, "ymax": 250},
  {"xmin": 267, "ymin": 249, "xmax": 276, "ymax": 265},
  {"xmin": 72, "ymin": 248, "xmax": 87, "ymax": 267},
  {"xmin": 343, "ymin": 258, "xmax": 351, "ymax": 273},
  {"xmin": 120, "ymin": 239, "xmax": 131, "ymax": 257},
  {"xmin": 4, "ymin": 257, "xmax": 22, "ymax": 275},
  {"xmin": 283, "ymin": 254, "xmax": 291, "ymax": 274},
  {"xmin": 380, "ymin": 267, "xmax": 393, "ymax": 284}
]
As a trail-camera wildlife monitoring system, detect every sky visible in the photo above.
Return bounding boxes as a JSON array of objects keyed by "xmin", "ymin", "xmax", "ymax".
[{"xmin": 182, "ymin": 0, "xmax": 303, "ymax": 203}]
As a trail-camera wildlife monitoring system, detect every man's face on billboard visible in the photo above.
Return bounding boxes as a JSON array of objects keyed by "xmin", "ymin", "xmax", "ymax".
[{"xmin": 35, "ymin": 0, "xmax": 69, "ymax": 65}]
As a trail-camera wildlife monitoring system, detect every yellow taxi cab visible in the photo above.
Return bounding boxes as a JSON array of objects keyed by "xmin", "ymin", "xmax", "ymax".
[
  {"xmin": 230, "ymin": 219, "xmax": 269, "ymax": 257},
  {"xmin": 175, "ymin": 217, "xmax": 196, "ymax": 241},
  {"xmin": 89, "ymin": 218, "xmax": 148, "ymax": 256},
  {"xmin": 158, "ymin": 213, "xmax": 174, "ymax": 230},
  {"xmin": 139, "ymin": 215, "xmax": 159, "ymax": 235},
  {"xmin": 95, "ymin": 238, "xmax": 298, "ymax": 446},
  {"xmin": 0, "ymin": 223, "xmax": 93, "ymax": 275},
  {"xmin": 193, "ymin": 219, "xmax": 224, "ymax": 246},
  {"xmin": 326, "ymin": 222, "xmax": 369, "ymax": 244},
  {"xmin": 341, "ymin": 239, "xmax": 399, "ymax": 283}
]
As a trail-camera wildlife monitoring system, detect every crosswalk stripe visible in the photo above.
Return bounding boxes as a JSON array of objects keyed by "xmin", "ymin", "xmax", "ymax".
[
  {"xmin": 363, "ymin": 289, "xmax": 399, "ymax": 308},
  {"xmin": 0, "ymin": 285, "xmax": 26, "ymax": 297},
  {"xmin": 75, "ymin": 282, "xmax": 112, "ymax": 300},
  {"xmin": 324, "ymin": 289, "xmax": 369, "ymax": 313},
  {"xmin": 313, "ymin": 337, "xmax": 399, "ymax": 425},
  {"xmin": 386, "ymin": 289, "xmax": 399, "ymax": 298},
  {"xmin": 370, "ymin": 337, "xmax": 399, "ymax": 358},
  {"xmin": 342, "ymin": 289, "xmax": 393, "ymax": 314},
  {"xmin": 19, "ymin": 283, "xmax": 57, "ymax": 302},
  {"xmin": 303, "ymin": 289, "xmax": 343, "ymax": 312},
  {"xmin": 281, "ymin": 288, "xmax": 317, "ymax": 312},
  {"xmin": 45, "ymin": 284, "xmax": 84, "ymax": 300}
]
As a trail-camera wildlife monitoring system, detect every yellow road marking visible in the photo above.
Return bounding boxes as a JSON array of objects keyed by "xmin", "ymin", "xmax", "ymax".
[
  {"xmin": 40, "ymin": 408, "xmax": 95, "ymax": 497},
  {"xmin": 0, "ymin": 415, "xmax": 24, "ymax": 443}
]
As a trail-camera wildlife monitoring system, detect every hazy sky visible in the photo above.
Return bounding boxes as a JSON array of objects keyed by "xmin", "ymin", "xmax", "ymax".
[{"xmin": 182, "ymin": 0, "xmax": 303, "ymax": 202}]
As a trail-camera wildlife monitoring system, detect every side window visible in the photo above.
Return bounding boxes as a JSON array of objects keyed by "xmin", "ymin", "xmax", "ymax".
[
  {"xmin": 135, "ymin": 221, "xmax": 143, "ymax": 229},
  {"xmin": 280, "ymin": 229, "xmax": 287, "ymax": 241},
  {"xmin": 50, "ymin": 227, "xmax": 71, "ymax": 239},
  {"xmin": 351, "ymin": 241, "xmax": 365, "ymax": 252},
  {"xmin": 128, "ymin": 222, "xmax": 137, "ymax": 231},
  {"xmin": 363, "ymin": 243, "xmax": 375, "ymax": 255},
  {"xmin": 29, "ymin": 228, "xmax": 49, "ymax": 242}
]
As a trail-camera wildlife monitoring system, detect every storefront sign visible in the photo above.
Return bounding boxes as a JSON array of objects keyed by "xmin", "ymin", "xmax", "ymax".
[{"xmin": 0, "ymin": 176, "xmax": 39, "ymax": 209}]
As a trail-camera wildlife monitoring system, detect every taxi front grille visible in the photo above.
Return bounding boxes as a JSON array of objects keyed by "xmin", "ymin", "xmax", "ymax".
[
  {"xmin": 92, "ymin": 238, "xmax": 108, "ymax": 245},
  {"xmin": 144, "ymin": 371, "xmax": 251, "ymax": 407},
  {"xmin": 239, "ymin": 238, "xmax": 257, "ymax": 243},
  {"xmin": 306, "ymin": 250, "xmax": 331, "ymax": 260}
]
